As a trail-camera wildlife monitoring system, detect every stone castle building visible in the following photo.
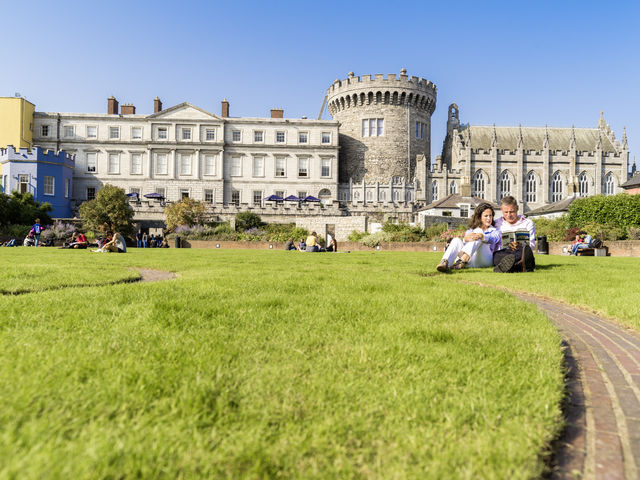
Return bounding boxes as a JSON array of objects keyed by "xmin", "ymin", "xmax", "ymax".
[
  {"xmin": 429, "ymin": 104, "xmax": 629, "ymax": 212},
  {"xmin": 9, "ymin": 68, "xmax": 631, "ymax": 238}
]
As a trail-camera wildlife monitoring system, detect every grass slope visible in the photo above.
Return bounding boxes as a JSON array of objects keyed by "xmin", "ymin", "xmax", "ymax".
[
  {"xmin": 428, "ymin": 253, "xmax": 640, "ymax": 330},
  {"xmin": 0, "ymin": 249, "xmax": 564, "ymax": 479}
]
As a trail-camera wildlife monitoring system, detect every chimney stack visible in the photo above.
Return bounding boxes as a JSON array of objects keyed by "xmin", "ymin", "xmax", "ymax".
[
  {"xmin": 270, "ymin": 108, "xmax": 284, "ymax": 119},
  {"xmin": 221, "ymin": 98, "xmax": 229, "ymax": 118},
  {"xmin": 154, "ymin": 96, "xmax": 163, "ymax": 113},
  {"xmin": 121, "ymin": 103, "xmax": 136, "ymax": 115},
  {"xmin": 107, "ymin": 96, "xmax": 119, "ymax": 115}
]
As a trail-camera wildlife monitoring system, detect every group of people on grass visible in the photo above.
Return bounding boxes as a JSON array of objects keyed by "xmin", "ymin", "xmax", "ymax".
[
  {"xmin": 135, "ymin": 229, "xmax": 168, "ymax": 248},
  {"xmin": 436, "ymin": 196, "xmax": 536, "ymax": 273},
  {"xmin": 285, "ymin": 232, "xmax": 338, "ymax": 252}
]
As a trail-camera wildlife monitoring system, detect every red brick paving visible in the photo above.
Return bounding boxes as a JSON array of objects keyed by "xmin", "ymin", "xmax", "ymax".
[{"xmin": 516, "ymin": 293, "xmax": 640, "ymax": 480}]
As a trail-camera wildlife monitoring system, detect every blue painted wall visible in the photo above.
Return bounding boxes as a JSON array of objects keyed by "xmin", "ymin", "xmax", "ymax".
[{"xmin": 0, "ymin": 146, "xmax": 74, "ymax": 218}]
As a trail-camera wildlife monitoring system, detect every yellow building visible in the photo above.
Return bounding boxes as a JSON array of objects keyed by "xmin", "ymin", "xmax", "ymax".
[
  {"xmin": 0, "ymin": 96, "xmax": 35, "ymax": 178},
  {"xmin": 0, "ymin": 96, "xmax": 35, "ymax": 149}
]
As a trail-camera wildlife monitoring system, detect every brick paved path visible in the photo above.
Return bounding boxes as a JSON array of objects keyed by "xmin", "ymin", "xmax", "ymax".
[{"xmin": 516, "ymin": 293, "xmax": 640, "ymax": 480}]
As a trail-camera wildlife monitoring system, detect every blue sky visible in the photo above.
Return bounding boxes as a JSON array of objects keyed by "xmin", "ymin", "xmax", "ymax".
[{"xmin": 2, "ymin": 0, "xmax": 638, "ymax": 168}]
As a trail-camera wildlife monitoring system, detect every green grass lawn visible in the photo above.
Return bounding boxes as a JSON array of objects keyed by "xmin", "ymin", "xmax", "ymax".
[
  {"xmin": 432, "ymin": 253, "xmax": 640, "ymax": 331},
  {"xmin": 0, "ymin": 248, "xmax": 571, "ymax": 478}
]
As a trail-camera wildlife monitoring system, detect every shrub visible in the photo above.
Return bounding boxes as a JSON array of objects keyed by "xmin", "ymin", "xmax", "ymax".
[
  {"xmin": 627, "ymin": 226, "xmax": 640, "ymax": 240},
  {"xmin": 235, "ymin": 212, "xmax": 263, "ymax": 231},
  {"xmin": 0, "ymin": 224, "xmax": 32, "ymax": 239},
  {"xmin": 0, "ymin": 192, "xmax": 53, "ymax": 227},
  {"xmin": 348, "ymin": 230, "xmax": 370, "ymax": 242},
  {"xmin": 568, "ymin": 194, "xmax": 640, "ymax": 230},
  {"xmin": 532, "ymin": 216, "xmax": 570, "ymax": 242},
  {"xmin": 360, "ymin": 231, "xmax": 393, "ymax": 247},
  {"xmin": 41, "ymin": 221, "xmax": 77, "ymax": 241},
  {"xmin": 424, "ymin": 223, "xmax": 451, "ymax": 241}
]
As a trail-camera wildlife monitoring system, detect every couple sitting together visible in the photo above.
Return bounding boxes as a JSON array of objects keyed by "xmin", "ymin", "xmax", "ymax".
[{"xmin": 436, "ymin": 196, "xmax": 536, "ymax": 273}]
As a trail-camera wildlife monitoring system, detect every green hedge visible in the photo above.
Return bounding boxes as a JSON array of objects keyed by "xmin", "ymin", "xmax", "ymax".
[{"xmin": 568, "ymin": 194, "xmax": 640, "ymax": 229}]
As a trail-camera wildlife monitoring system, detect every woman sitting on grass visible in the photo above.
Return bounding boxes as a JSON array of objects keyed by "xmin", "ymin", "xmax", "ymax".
[
  {"xmin": 92, "ymin": 232, "xmax": 127, "ymax": 253},
  {"xmin": 436, "ymin": 202, "xmax": 501, "ymax": 272}
]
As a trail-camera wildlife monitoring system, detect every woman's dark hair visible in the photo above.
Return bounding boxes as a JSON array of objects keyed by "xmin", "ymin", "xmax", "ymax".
[{"xmin": 468, "ymin": 202, "xmax": 495, "ymax": 229}]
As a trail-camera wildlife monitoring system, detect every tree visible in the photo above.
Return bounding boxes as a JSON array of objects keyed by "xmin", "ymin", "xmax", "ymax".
[
  {"xmin": 164, "ymin": 198, "xmax": 207, "ymax": 231},
  {"xmin": 0, "ymin": 192, "xmax": 52, "ymax": 227},
  {"xmin": 78, "ymin": 184, "xmax": 135, "ymax": 236},
  {"xmin": 235, "ymin": 211, "xmax": 263, "ymax": 231}
]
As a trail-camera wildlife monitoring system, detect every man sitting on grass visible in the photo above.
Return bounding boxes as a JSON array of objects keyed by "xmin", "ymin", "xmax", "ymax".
[{"xmin": 493, "ymin": 196, "xmax": 536, "ymax": 273}]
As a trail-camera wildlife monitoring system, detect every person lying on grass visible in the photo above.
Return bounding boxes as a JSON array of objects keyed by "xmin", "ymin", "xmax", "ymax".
[
  {"xmin": 92, "ymin": 232, "xmax": 127, "ymax": 253},
  {"xmin": 437, "ymin": 202, "xmax": 501, "ymax": 272}
]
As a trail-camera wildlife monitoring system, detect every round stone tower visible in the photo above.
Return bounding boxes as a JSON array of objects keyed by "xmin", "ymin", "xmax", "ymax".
[{"xmin": 327, "ymin": 69, "xmax": 436, "ymax": 185}]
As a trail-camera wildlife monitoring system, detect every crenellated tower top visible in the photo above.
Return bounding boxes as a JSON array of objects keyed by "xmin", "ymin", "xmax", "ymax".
[{"xmin": 327, "ymin": 69, "xmax": 437, "ymax": 116}]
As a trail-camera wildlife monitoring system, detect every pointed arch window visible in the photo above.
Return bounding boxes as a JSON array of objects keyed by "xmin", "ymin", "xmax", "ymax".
[
  {"xmin": 604, "ymin": 173, "xmax": 614, "ymax": 196},
  {"xmin": 499, "ymin": 171, "xmax": 511, "ymax": 199},
  {"xmin": 525, "ymin": 171, "xmax": 537, "ymax": 203},
  {"xmin": 551, "ymin": 172, "xmax": 563, "ymax": 202},
  {"xmin": 578, "ymin": 172, "xmax": 589, "ymax": 197},
  {"xmin": 431, "ymin": 180, "xmax": 438, "ymax": 201},
  {"xmin": 366, "ymin": 189, "xmax": 373, "ymax": 201},
  {"xmin": 472, "ymin": 171, "xmax": 485, "ymax": 199},
  {"xmin": 449, "ymin": 181, "xmax": 457, "ymax": 195}
]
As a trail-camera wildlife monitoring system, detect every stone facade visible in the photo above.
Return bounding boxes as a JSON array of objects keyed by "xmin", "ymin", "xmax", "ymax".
[
  {"xmin": 326, "ymin": 69, "xmax": 436, "ymax": 202},
  {"xmin": 32, "ymin": 100, "xmax": 339, "ymax": 211},
  {"xmin": 430, "ymin": 105, "xmax": 630, "ymax": 212}
]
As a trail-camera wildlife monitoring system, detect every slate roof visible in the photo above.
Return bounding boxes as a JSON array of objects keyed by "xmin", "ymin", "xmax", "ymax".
[
  {"xmin": 620, "ymin": 173, "xmax": 640, "ymax": 189},
  {"xmin": 526, "ymin": 195, "xmax": 580, "ymax": 216},
  {"xmin": 456, "ymin": 125, "xmax": 619, "ymax": 153},
  {"xmin": 420, "ymin": 194, "xmax": 498, "ymax": 211}
]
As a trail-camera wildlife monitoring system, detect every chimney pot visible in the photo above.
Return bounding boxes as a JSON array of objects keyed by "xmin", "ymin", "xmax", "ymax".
[
  {"xmin": 121, "ymin": 103, "xmax": 136, "ymax": 115},
  {"xmin": 154, "ymin": 97, "xmax": 163, "ymax": 113},
  {"xmin": 107, "ymin": 96, "xmax": 119, "ymax": 115},
  {"xmin": 221, "ymin": 99, "xmax": 229, "ymax": 118},
  {"xmin": 270, "ymin": 108, "xmax": 284, "ymax": 119}
]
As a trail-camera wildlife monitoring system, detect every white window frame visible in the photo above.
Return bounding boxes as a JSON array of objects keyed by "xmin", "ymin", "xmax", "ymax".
[
  {"xmin": 298, "ymin": 131, "xmax": 308, "ymax": 144},
  {"xmin": 86, "ymin": 125, "xmax": 97, "ymax": 139},
  {"xmin": 604, "ymin": 173, "xmax": 614, "ymax": 196},
  {"xmin": 253, "ymin": 130, "xmax": 264, "ymax": 143},
  {"xmin": 231, "ymin": 190, "xmax": 240, "ymax": 206},
  {"xmin": 87, "ymin": 187, "xmax": 96, "ymax": 201},
  {"xmin": 132, "ymin": 126, "xmax": 143, "ymax": 140},
  {"xmin": 321, "ymin": 158, "xmax": 331, "ymax": 178},
  {"xmin": 86, "ymin": 152, "xmax": 97, "ymax": 173},
  {"xmin": 321, "ymin": 132, "xmax": 331, "ymax": 144},
  {"xmin": 232, "ymin": 130, "xmax": 242, "ymax": 142},
  {"xmin": 155, "ymin": 187, "xmax": 166, "ymax": 198},
  {"xmin": 231, "ymin": 156, "xmax": 242, "ymax": 177},
  {"xmin": 252, "ymin": 190, "xmax": 263, "ymax": 206},
  {"xmin": 578, "ymin": 172, "xmax": 589, "ymax": 197},
  {"xmin": 182, "ymin": 128, "xmax": 192, "ymax": 141},
  {"xmin": 432, "ymin": 180, "xmax": 438, "ymax": 201},
  {"xmin": 525, "ymin": 172, "xmax": 537, "ymax": 203},
  {"xmin": 44, "ymin": 176, "xmax": 55, "ymax": 196},
  {"xmin": 449, "ymin": 181, "xmax": 457, "ymax": 195},
  {"xmin": 155, "ymin": 153, "xmax": 168, "ymax": 175},
  {"xmin": 298, "ymin": 157, "xmax": 309, "ymax": 177},
  {"xmin": 275, "ymin": 131, "xmax": 286, "ymax": 143},
  {"xmin": 361, "ymin": 118, "xmax": 384, "ymax": 137},
  {"xmin": 108, "ymin": 153, "xmax": 120, "ymax": 174},
  {"xmin": 298, "ymin": 191, "xmax": 307, "ymax": 200},
  {"xmin": 204, "ymin": 189, "xmax": 214, "ymax": 204},
  {"xmin": 499, "ymin": 171, "xmax": 511, "ymax": 199},
  {"xmin": 551, "ymin": 172, "xmax": 563, "ymax": 202},
  {"xmin": 180, "ymin": 189, "xmax": 190, "ymax": 200},
  {"xmin": 473, "ymin": 171, "xmax": 485, "ymax": 199},
  {"xmin": 157, "ymin": 127, "xmax": 168, "ymax": 140},
  {"xmin": 204, "ymin": 154, "xmax": 216, "ymax": 176},
  {"xmin": 275, "ymin": 157, "xmax": 286, "ymax": 177},
  {"xmin": 109, "ymin": 126, "xmax": 120, "ymax": 140},
  {"xmin": 180, "ymin": 154, "xmax": 192, "ymax": 176},
  {"xmin": 205, "ymin": 128, "xmax": 216, "ymax": 141},
  {"xmin": 64, "ymin": 125, "xmax": 75, "ymax": 138},
  {"xmin": 131, "ymin": 153, "xmax": 143, "ymax": 175},
  {"xmin": 41, "ymin": 125, "xmax": 49, "ymax": 137},
  {"xmin": 252, "ymin": 156, "xmax": 264, "ymax": 177}
]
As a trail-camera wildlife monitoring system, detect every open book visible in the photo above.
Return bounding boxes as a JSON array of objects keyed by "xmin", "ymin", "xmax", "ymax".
[{"xmin": 502, "ymin": 229, "xmax": 530, "ymax": 247}]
